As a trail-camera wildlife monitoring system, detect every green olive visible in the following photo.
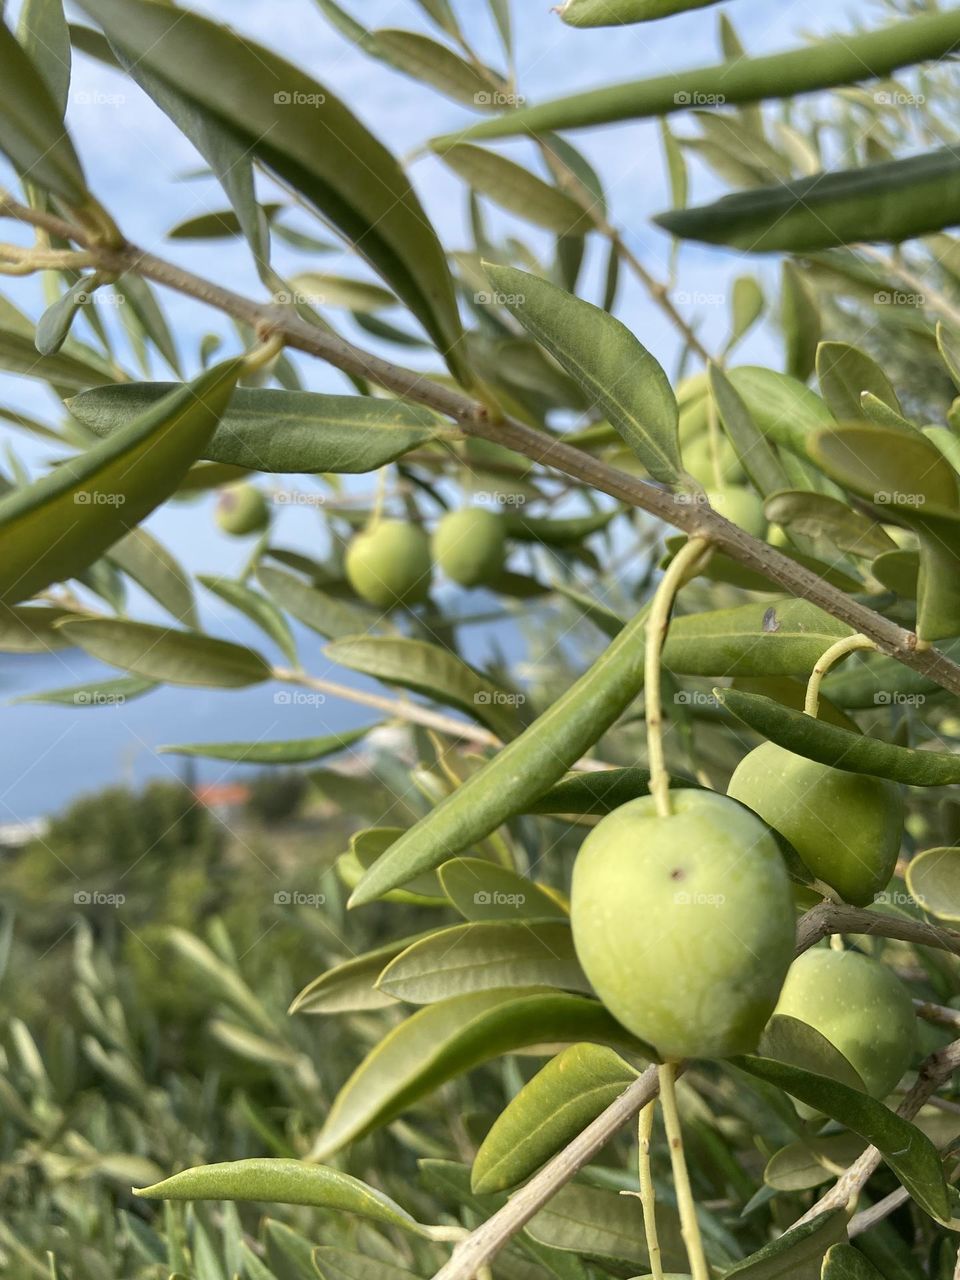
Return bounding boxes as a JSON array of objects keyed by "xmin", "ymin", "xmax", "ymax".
[
  {"xmin": 345, "ymin": 520, "xmax": 432, "ymax": 608},
  {"xmin": 705, "ymin": 487, "xmax": 767, "ymax": 538},
  {"xmin": 771, "ymin": 947, "xmax": 916, "ymax": 1098},
  {"xmin": 215, "ymin": 483, "xmax": 270, "ymax": 537},
  {"xmin": 727, "ymin": 743, "xmax": 903, "ymax": 907},
  {"xmin": 681, "ymin": 435, "xmax": 743, "ymax": 487},
  {"xmin": 570, "ymin": 789, "xmax": 794, "ymax": 1061},
  {"xmin": 432, "ymin": 508, "xmax": 506, "ymax": 587}
]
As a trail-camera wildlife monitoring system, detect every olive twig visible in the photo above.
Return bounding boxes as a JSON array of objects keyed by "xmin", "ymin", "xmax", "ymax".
[
  {"xmin": 803, "ymin": 633, "xmax": 877, "ymax": 717},
  {"xmin": 644, "ymin": 537, "xmax": 711, "ymax": 817},
  {"xmin": 637, "ymin": 1101, "xmax": 665, "ymax": 1280},
  {"xmin": 658, "ymin": 1061, "xmax": 711, "ymax": 1280}
]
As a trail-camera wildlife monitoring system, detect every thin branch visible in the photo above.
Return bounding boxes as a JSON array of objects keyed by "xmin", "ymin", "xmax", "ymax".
[
  {"xmin": 4, "ymin": 194, "xmax": 960, "ymax": 697},
  {"xmin": 796, "ymin": 901, "xmax": 960, "ymax": 960}
]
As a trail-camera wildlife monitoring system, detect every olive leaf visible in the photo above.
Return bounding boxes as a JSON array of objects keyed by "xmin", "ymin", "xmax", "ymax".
[
  {"xmin": 482, "ymin": 264, "xmax": 681, "ymax": 485},
  {"xmin": 12, "ymin": 674, "xmax": 156, "ymax": 706},
  {"xmin": 314, "ymin": 1249, "xmax": 420, "ymax": 1280},
  {"xmin": 0, "ymin": 360, "xmax": 241, "ymax": 605},
  {"xmin": 727, "ymin": 366, "xmax": 835, "ymax": 458},
  {"xmin": 325, "ymin": 636, "xmax": 520, "ymax": 738},
  {"xmin": 560, "ymin": 0, "xmax": 724, "ymax": 25},
  {"xmin": 289, "ymin": 933, "xmax": 436, "ymax": 1015},
  {"xmin": 735, "ymin": 1056, "xmax": 949, "ymax": 1221},
  {"xmin": 68, "ymin": 384, "xmax": 446, "ymax": 473},
  {"xmin": 107, "ymin": 528, "xmax": 198, "ymax": 628},
  {"xmin": 663, "ymin": 599, "xmax": 853, "ymax": 677},
  {"xmin": 312, "ymin": 989, "xmax": 645, "ymax": 1158},
  {"xmin": 376, "ymin": 921, "xmax": 589, "ymax": 1003},
  {"xmin": 708, "ymin": 363, "xmax": 791, "ymax": 496},
  {"xmin": 0, "ymin": 13, "xmax": 88, "ymax": 203},
  {"xmin": 158, "ymin": 726, "xmax": 373, "ymax": 765},
  {"xmin": 135, "ymin": 1159, "xmax": 430, "ymax": 1235},
  {"xmin": 526, "ymin": 1180, "xmax": 686, "ymax": 1271},
  {"xmin": 505, "ymin": 507, "xmax": 621, "ymax": 546},
  {"xmin": 816, "ymin": 342, "xmax": 902, "ymax": 423},
  {"xmin": 441, "ymin": 10, "xmax": 960, "ymax": 139},
  {"xmin": 77, "ymin": 0, "xmax": 468, "ymax": 381},
  {"xmin": 438, "ymin": 858, "xmax": 568, "ymax": 921},
  {"xmin": 656, "ymin": 150, "xmax": 960, "ymax": 253},
  {"xmin": 525, "ymin": 767, "xmax": 660, "ymax": 815},
  {"xmin": 55, "ymin": 619, "xmax": 271, "ymax": 689},
  {"xmin": 256, "ymin": 567, "xmax": 381, "ymax": 641},
  {"xmin": 762, "ymin": 492, "xmax": 896, "ymax": 558},
  {"xmin": 18, "ymin": 0, "xmax": 71, "ymax": 116},
  {"xmin": 781, "ymin": 262, "xmax": 821, "ymax": 383},
  {"xmin": 714, "ymin": 687, "xmax": 960, "ymax": 786},
  {"xmin": 198, "ymin": 576, "xmax": 297, "ymax": 665},
  {"xmin": 471, "ymin": 1043, "xmax": 637, "ymax": 1194},
  {"xmin": 0, "ymin": 605, "xmax": 74, "ymax": 654},
  {"xmin": 436, "ymin": 145, "xmax": 592, "ymax": 235},
  {"xmin": 820, "ymin": 1244, "xmax": 888, "ymax": 1280},
  {"xmin": 721, "ymin": 1211, "xmax": 849, "ymax": 1279}
]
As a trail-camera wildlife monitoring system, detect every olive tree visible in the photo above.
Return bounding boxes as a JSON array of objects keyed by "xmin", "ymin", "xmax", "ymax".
[{"xmin": 2, "ymin": 0, "xmax": 960, "ymax": 1277}]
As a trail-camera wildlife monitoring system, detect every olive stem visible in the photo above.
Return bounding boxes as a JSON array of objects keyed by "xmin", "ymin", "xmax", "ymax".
[
  {"xmin": 803, "ymin": 633, "xmax": 877, "ymax": 717},
  {"xmin": 645, "ymin": 537, "xmax": 712, "ymax": 817},
  {"xmin": 242, "ymin": 331, "xmax": 285, "ymax": 374},
  {"xmin": 637, "ymin": 1102, "xmax": 665, "ymax": 1280},
  {"xmin": 658, "ymin": 1061, "xmax": 711, "ymax": 1280}
]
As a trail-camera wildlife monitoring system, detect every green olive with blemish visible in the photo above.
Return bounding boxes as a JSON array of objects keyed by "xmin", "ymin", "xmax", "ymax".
[{"xmin": 215, "ymin": 483, "xmax": 270, "ymax": 537}]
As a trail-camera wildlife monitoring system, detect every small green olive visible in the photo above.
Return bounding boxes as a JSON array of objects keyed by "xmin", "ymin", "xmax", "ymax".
[
  {"xmin": 345, "ymin": 520, "xmax": 432, "ymax": 608},
  {"xmin": 705, "ymin": 487, "xmax": 767, "ymax": 538},
  {"xmin": 771, "ymin": 947, "xmax": 916, "ymax": 1098},
  {"xmin": 215, "ymin": 483, "xmax": 270, "ymax": 536},
  {"xmin": 570, "ymin": 789, "xmax": 795, "ymax": 1061},
  {"xmin": 433, "ymin": 507, "xmax": 506, "ymax": 587},
  {"xmin": 727, "ymin": 742, "xmax": 903, "ymax": 907}
]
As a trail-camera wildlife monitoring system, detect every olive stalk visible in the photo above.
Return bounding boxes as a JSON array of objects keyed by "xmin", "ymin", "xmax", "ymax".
[
  {"xmin": 803, "ymin": 633, "xmax": 877, "ymax": 717},
  {"xmin": 637, "ymin": 1102, "xmax": 664, "ymax": 1280},
  {"xmin": 658, "ymin": 1061, "xmax": 711, "ymax": 1280},
  {"xmin": 4, "ymin": 194, "xmax": 960, "ymax": 698},
  {"xmin": 644, "ymin": 537, "xmax": 711, "ymax": 817}
]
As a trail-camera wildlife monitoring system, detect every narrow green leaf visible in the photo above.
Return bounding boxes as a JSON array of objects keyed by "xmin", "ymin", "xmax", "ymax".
[
  {"xmin": 257, "ymin": 567, "xmax": 381, "ymax": 640},
  {"xmin": 0, "ymin": 360, "xmax": 240, "ymax": 605},
  {"xmin": 168, "ymin": 205, "xmax": 282, "ymax": 241},
  {"xmin": 35, "ymin": 278, "xmax": 92, "ymax": 356},
  {"xmin": 763, "ymin": 492, "xmax": 896, "ymax": 558},
  {"xmin": 325, "ymin": 635, "xmax": 520, "ymax": 738},
  {"xmin": 525, "ymin": 768, "xmax": 659, "ymax": 815},
  {"xmin": 758, "ymin": 1015, "xmax": 864, "ymax": 1093},
  {"xmin": 135, "ymin": 1159, "xmax": 427, "ymax": 1234},
  {"xmin": 198, "ymin": 575, "xmax": 297, "ymax": 665},
  {"xmin": 377, "ymin": 921, "xmax": 589, "ymax": 1003},
  {"xmin": 781, "ymin": 262, "xmax": 821, "ymax": 383},
  {"xmin": 289, "ymin": 933, "xmax": 435, "ymax": 1015},
  {"xmin": 0, "ymin": 13, "xmax": 87, "ymax": 202},
  {"xmin": 69, "ymin": 384, "xmax": 445, "ymax": 474},
  {"xmin": 79, "ymin": 0, "xmax": 468, "ymax": 380},
  {"xmin": 339, "ymin": 827, "xmax": 446, "ymax": 907},
  {"xmin": 715, "ymin": 687, "xmax": 960, "ymax": 786},
  {"xmin": 0, "ymin": 604, "xmax": 73, "ymax": 653},
  {"xmin": 12, "ymin": 674, "xmax": 156, "ymax": 706},
  {"xmin": 472, "ymin": 1043, "xmax": 636, "ymax": 1194},
  {"xmin": 708, "ymin": 363, "xmax": 790, "ymax": 496},
  {"xmin": 438, "ymin": 858, "xmax": 568, "ymax": 921},
  {"xmin": 822, "ymin": 1243, "xmax": 891, "ymax": 1279},
  {"xmin": 159, "ymin": 725, "xmax": 372, "ymax": 764},
  {"xmin": 727, "ymin": 366, "xmax": 835, "ymax": 457},
  {"xmin": 314, "ymin": 1248, "xmax": 419, "ymax": 1280},
  {"xmin": 662, "ymin": 599, "xmax": 852, "ymax": 677},
  {"xmin": 526, "ymin": 1181, "xmax": 685, "ymax": 1271},
  {"xmin": 483, "ymin": 264, "xmax": 681, "ymax": 484},
  {"xmin": 721, "ymin": 1211, "xmax": 848, "ymax": 1279},
  {"xmin": 729, "ymin": 275, "xmax": 764, "ymax": 348},
  {"xmin": 446, "ymin": 11, "xmax": 960, "ymax": 138},
  {"xmin": 437, "ymin": 145, "xmax": 591, "ymax": 234},
  {"xmin": 736, "ymin": 1056, "xmax": 949, "ymax": 1221},
  {"xmin": 108, "ymin": 527, "xmax": 198, "ymax": 628},
  {"xmin": 560, "ymin": 0, "xmax": 724, "ymax": 25},
  {"xmin": 655, "ymin": 150, "xmax": 960, "ymax": 253},
  {"xmin": 313, "ymin": 989, "xmax": 644, "ymax": 1158},
  {"xmin": 817, "ymin": 342, "xmax": 901, "ymax": 422},
  {"xmin": 905, "ymin": 847, "xmax": 960, "ymax": 924},
  {"xmin": 55, "ymin": 619, "xmax": 271, "ymax": 688},
  {"xmin": 18, "ymin": 0, "xmax": 71, "ymax": 116}
]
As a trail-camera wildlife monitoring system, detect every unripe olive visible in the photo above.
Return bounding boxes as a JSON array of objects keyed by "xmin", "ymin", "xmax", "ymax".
[
  {"xmin": 570, "ymin": 790, "xmax": 795, "ymax": 1061},
  {"xmin": 771, "ymin": 948, "xmax": 916, "ymax": 1098},
  {"xmin": 705, "ymin": 486, "xmax": 767, "ymax": 538},
  {"xmin": 727, "ymin": 743, "xmax": 903, "ymax": 907},
  {"xmin": 433, "ymin": 507, "xmax": 506, "ymax": 587},
  {"xmin": 682, "ymin": 434, "xmax": 743, "ymax": 487},
  {"xmin": 345, "ymin": 520, "xmax": 431, "ymax": 608},
  {"xmin": 215, "ymin": 483, "xmax": 270, "ymax": 536}
]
